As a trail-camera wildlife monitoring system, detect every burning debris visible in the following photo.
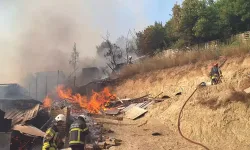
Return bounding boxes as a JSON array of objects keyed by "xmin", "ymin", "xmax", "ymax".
[
  {"xmin": 43, "ymin": 85, "xmax": 116, "ymax": 114},
  {"xmin": 42, "ymin": 85, "xmax": 164, "ymax": 120},
  {"xmin": 0, "ymin": 81, "xmax": 165, "ymax": 150},
  {"xmin": 43, "ymin": 96, "xmax": 52, "ymax": 108}
]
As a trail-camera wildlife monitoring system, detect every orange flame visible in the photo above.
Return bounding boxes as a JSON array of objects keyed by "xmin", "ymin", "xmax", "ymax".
[
  {"xmin": 43, "ymin": 96, "xmax": 52, "ymax": 108},
  {"xmin": 43, "ymin": 85, "xmax": 116, "ymax": 113}
]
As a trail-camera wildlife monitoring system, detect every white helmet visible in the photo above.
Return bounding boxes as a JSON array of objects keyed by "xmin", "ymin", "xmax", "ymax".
[
  {"xmin": 55, "ymin": 114, "xmax": 66, "ymax": 122},
  {"xmin": 78, "ymin": 114, "xmax": 87, "ymax": 121}
]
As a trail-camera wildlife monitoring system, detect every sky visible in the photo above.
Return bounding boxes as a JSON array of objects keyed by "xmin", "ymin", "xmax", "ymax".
[{"xmin": 0, "ymin": 0, "xmax": 183, "ymax": 83}]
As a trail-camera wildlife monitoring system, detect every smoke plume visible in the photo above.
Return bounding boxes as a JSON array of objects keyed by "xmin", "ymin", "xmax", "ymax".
[{"xmin": 0, "ymin": 0, "xmax": 149, "ymax": 83}]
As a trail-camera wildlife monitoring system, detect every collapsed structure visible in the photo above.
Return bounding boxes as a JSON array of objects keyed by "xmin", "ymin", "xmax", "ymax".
[{"xmin": 0, "ymin": 84, "xmax": 49, "ymax": 150}]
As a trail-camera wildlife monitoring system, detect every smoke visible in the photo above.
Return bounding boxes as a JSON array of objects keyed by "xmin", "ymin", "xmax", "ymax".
[
  {"xmin": 15, "ymin": 0, "xmax": 103, "ymax": 77},
  {"xmin": 0, "ymin": 0, "xmax": 151, "ymax": 83}
]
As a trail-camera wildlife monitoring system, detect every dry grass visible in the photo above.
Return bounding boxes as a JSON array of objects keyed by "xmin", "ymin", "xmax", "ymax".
[
  {"xmin": 120, "ymin": 44, "xmax": 250, "ymax": 78},
  {"xmin": 199, "ymin": 90, "xmax": 250, "ymax": 110}
]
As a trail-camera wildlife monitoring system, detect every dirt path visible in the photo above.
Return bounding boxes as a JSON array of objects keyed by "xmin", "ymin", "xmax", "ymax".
[{"xmin": 104, "ymin": 118, "xmax": 201, "ymax": 150}]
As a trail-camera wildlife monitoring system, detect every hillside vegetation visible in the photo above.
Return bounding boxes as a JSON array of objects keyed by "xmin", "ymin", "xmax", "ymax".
[{"xmin": 120, "ymin": 42, "xmax": 249, "ymax": 78}]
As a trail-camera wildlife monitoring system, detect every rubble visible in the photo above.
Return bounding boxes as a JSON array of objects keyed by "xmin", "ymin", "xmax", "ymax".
[{"xmin": 104, "ymin": 137, "xmax": 122, "ymax": 149}]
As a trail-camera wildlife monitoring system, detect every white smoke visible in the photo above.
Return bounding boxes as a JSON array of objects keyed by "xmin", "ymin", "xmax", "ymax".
[{"xmin": 0, "ymin": 0, "xmax": 174, "ymax": 83}]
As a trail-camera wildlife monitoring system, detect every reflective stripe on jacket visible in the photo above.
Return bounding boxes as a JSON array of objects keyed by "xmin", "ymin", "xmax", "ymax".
[
  {"xmin": 42, "ymin": 125, "xmax": 59, "ymax": 149},
  {"xmin": 69, "ymin": 127, "xmax": 88, "ymax": 145},
  {"xmin": 69, "ymin": 119, "xmax": 89, "ymax": 146}
]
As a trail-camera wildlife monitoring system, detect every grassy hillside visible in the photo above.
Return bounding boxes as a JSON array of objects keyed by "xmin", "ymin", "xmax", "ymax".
[{"xmin": 112, "ymin": 55, "xmax": 250, "ymax": 150}]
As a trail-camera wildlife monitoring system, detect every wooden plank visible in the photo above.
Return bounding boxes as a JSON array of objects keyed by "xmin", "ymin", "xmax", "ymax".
[
  {"xmin": 122, "ymin": 103, "xmax": 137, "ymax": 112},
  {"xmin": 244, "ymin": 87, "xmax": 250, "ymax": 93},
  {"xmin": 121, "ymin": 95, "xmax": 149, "ymax": 103},
  {"xmin": 104, "ymin": 108, "xmax": 120, "ymax": 115},
  {"xmin": 125, "ymin": 106, "xmax": 147, "ymax": 120}
]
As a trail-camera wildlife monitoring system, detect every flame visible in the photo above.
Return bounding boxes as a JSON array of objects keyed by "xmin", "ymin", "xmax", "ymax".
[
  {"xmin": 43, "ymin": 96, "xmax": 52, "ymax": 108},
  {"xmin": 47, "ymin": 85, "xmax": 116, "ymax": 113}
]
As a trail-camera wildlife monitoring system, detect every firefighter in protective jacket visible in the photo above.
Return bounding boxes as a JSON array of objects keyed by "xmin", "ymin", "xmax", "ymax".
[
  {"xmin": 210, "ymin": 63, "xmax": 223, "ymax": 85},
  {"xmin": 69, "ymin": 114, "xmax": 89, "ymax": 150},
  {"xmin": 42, "ymin": 114, "xmax": 66, "ymax": 150}
]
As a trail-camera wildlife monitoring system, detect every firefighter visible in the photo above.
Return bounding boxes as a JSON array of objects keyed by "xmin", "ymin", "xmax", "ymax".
[
  {"xmin": 69, "ymin": 114, "xmax": 89, "ymax": 150},
  {"xmin": 210, "ymin": 63, "xmax": 222, "ymax": 84},
  {"xmin": 42, "ymin": 114, "xmax": 66, "ymax": 150}
]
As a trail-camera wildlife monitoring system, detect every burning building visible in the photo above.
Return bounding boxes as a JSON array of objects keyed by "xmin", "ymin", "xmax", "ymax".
[{"xmin": 77, "ymin": 67, "xmax": 103, "ymax": 86}]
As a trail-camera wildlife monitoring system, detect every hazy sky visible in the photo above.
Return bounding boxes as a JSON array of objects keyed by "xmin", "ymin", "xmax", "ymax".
[{"xmin": 0, "ymin": 0, "xmax": 182, "ymax": 83}]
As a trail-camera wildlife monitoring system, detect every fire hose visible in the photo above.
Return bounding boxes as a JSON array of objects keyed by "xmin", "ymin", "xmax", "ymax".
[
  {"xmin": 177, "ymin": 84, "xmax": 210, "ymax": 150},
  {"xmin": 177, "ymin": 58, "xmax": 227, "ymax": 149}
]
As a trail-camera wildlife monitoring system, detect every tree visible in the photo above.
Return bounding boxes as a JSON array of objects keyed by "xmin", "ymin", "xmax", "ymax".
[
  {"xmin": 69, "ymin": 43, "xmax": 79, "ymax": 86},
  {"xmin": 179, "ymin": 0, "xmax": 203, "ymax": 46},
  {"xmin": 136, "ymin": 22, "xmax": 165, "ymax": 55},
  {"xmin": 165, "ymin": 4, "xmax": 182, "ymax": 48},
  {"xmin": 216, "ymin": 0, "xmax": 250, "ymax": 36},
  {"xmin": 193, "ymin": 0, "xmax": 220, "ymax": 41},
  {"xmin": 96, "ymin": 32, "xmax": 123, "ymax": 71},
  {"xmin": 115, "ymin": 34, "xmax": 137, "ymax": 63},
  {"xmin": 95, "ymin": 0, "xmax": 250, "ymax": 54}
]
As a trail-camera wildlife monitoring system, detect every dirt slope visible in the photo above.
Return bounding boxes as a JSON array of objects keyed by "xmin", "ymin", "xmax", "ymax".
[{"xmin": 110, "ymin": 55, "xmax": 250, "ymax": 150}]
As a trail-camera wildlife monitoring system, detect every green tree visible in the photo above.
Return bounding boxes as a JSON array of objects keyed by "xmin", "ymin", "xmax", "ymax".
[
  {"xmin": 216, "ymin": 0, "xmax": 250, "ymax": 37},
  {"xmin": 179, "ymin": 0, "xmax": 203, "ymax": 45},
  {"xmin": 136, "ymin": 22, "xmax": 165, "ymax": 55},
  {"xmin": 193, "ymin": 0, "xmax": 220, "ymax": 41},
  {"xmin": 165, "ymin": 4, "xmax": 182, "ymax": 48}
]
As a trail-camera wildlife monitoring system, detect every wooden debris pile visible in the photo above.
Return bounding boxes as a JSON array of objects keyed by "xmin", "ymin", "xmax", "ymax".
[{"xmin": 100, "ymin": 93, "xmax": 175, "ymax": 120}]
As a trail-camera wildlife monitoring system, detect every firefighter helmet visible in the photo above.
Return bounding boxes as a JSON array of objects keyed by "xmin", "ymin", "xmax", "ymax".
[
  {"xmin": 78, "ymin": 115, "xmax": 87, "ymax": 121},
  {"xmin": 55, "ymin": 114, "xmax": 66, "ymax": 122}
]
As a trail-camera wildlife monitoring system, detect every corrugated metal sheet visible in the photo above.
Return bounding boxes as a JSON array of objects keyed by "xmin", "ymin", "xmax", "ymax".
[
  {"xmin": 0, "ymin": 99, "xmax": 41, "ymax": 113},
  {"xmin": 121, "ymin": 101, "xmax": 154, "ymax": 113},
  {"xmin": 104, "ymin": 108, "xmax": 120, "ymax": 115},
  {"xmin": 121, "ymin": 103, "xmax": 137, "ymax": 112},
  {"xmin": 4, "ymin": 104, "xmax": 40, "ymax": 126}
]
